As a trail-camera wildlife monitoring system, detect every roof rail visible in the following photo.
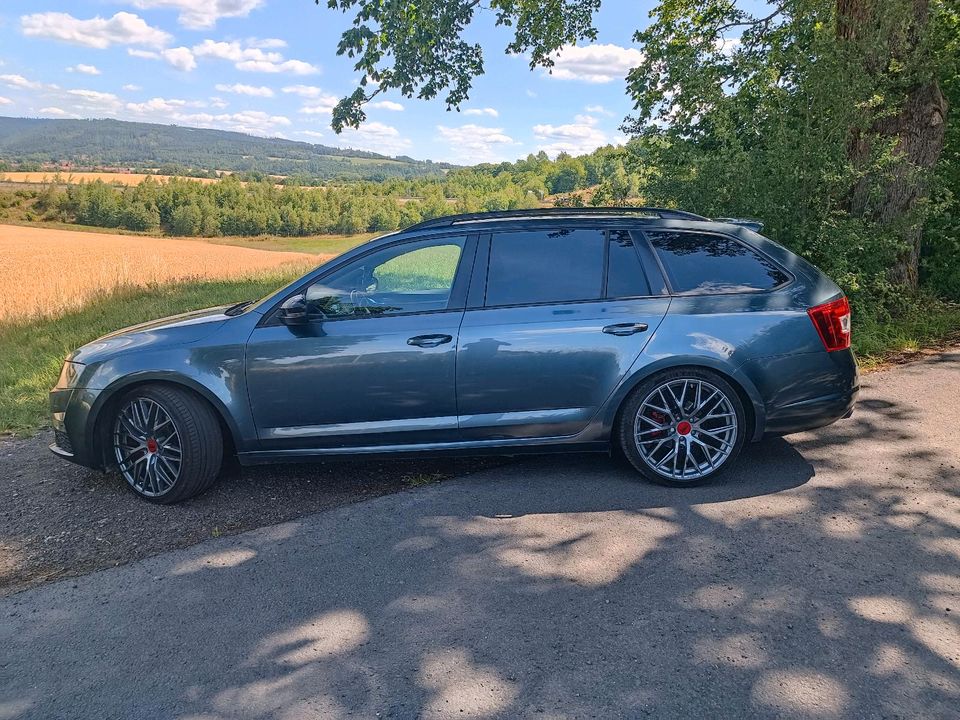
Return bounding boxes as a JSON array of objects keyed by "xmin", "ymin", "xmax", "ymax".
[
  {"xmin": 405, "ymin": 206, "xmax": 709, "ymax": 231},
  {"xmin": 713, "ymin": 217, "xmax": 764, "ymax": 232}
]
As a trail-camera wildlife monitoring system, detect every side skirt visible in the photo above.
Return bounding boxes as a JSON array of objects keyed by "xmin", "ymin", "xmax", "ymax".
[{"xmin": 236, "ymin": 439, "xmax": 611, "ymax": 466}]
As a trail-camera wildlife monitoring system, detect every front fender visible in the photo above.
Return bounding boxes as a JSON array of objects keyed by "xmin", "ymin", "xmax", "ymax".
[{"xmin": 78, "ymin": 339, "xmax": 258, "ymax": 465}]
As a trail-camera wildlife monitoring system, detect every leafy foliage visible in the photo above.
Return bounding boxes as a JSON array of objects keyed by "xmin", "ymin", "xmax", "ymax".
[{"xmin": 319, "ymin": 0, "xmax": 601, "ymax": 131}]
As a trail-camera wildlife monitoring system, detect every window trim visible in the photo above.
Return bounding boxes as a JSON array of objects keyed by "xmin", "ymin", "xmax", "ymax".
[
  {"xmin": 637, "ymin": 228, "xmax": 794, "ymax": 297},
  {"xmin": 605, "ymin": 229, "xmax": 656, "ymax": 300},
  {"xmin": 260, "ymin": 232, "xmax": 478, "ymax": 326}
]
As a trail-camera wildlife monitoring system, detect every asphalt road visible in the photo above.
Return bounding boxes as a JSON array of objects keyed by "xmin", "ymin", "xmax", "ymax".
[{"xmin": 1, "ymin": 351, "xmax": 958, "ymax": 719}]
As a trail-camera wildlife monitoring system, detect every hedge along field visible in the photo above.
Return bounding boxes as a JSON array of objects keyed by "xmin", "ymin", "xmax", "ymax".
[{"xmin": 0, "ymin": 224, "xmax": 321, "ymax": 323}]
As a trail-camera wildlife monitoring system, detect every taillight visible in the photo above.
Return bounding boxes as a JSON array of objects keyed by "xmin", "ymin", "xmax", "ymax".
[{"xmin": 807, "ymin": 296, "xmax": 851, "ymax": 351}]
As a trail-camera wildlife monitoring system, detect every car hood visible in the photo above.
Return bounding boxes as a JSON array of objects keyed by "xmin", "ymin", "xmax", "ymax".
[{"xmin": 69, "ymin": 305, "xmax": 233, "ymax": 364}]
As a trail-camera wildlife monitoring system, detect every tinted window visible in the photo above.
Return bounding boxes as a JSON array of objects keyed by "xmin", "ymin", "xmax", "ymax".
[
  {"xmin": 486, "ymin": 229, "xmax": 604, "ymax": 306},
  {"xmin": 304, "ymin": 238, "xmax": 464, "ymax": 318},
  {"xmin": 606, "ymin": 230, "xmax": 652, "ymax": 298},
  {"xmin": 647, "ymin": 231, "xmax": 788, "ymax": 294}
]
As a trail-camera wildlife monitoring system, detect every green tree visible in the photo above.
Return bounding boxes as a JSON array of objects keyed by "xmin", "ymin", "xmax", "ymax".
[
  {"xmin": 315, "ymin": 0, "xmax": 952, "ymax": 296},
  {"xmin": 169, "ymin": 203, "xmax": 202, "ymax": 236}
]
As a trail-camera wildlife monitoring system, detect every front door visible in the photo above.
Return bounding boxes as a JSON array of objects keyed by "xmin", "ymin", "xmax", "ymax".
[
  {"xmin": 246, "ymin": 235, "xmax": 473, "ymax": 450},
  {"xmin": 457, "ymin": 228, "xmax": 670, "ymax": 440}
]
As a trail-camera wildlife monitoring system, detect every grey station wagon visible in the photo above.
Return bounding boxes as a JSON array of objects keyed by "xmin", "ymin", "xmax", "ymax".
[{"xmin": 50, "ymin": 207, "xmax": 859, "ymax": 503}]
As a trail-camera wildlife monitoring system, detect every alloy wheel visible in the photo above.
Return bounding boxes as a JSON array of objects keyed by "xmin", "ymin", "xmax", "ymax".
[
  {"xmin": 633, "ymin": 378, "xmax": 738, "ymax": 481},
  {"xmin": 112, "ymin": 397, "xmax": 183, "ymax": 497}
]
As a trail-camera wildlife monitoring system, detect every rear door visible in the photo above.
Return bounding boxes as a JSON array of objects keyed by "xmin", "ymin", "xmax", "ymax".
[{"xmin": 456, "ymin": 227, "xmax": 670, "ymax": 441}]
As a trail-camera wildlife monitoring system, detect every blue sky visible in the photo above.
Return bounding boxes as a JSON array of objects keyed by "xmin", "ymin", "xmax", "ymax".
[{"xmin": 0, "ymin": 1, "xmax": 659, "ymax": 163}]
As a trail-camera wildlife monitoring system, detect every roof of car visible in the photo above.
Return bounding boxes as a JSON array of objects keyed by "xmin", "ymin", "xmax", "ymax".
[{"xmin": 405, "ymin": 207, "xmax": 709, "ymax": 231}]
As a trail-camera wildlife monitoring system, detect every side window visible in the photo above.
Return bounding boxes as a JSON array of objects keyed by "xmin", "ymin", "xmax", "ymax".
[
  {"xmin": 304, "ymin": 237, "xmax": 465, "ymax": 318},
  {"xmin": 485, "ymin": 229, "xmax": 604, "ymax": 306},
  {"xmin": 647, "ymin": 231, "xmax": 789, "ymax": 294},
  {"xmin": 606, "ymin": 230, "xmax": 652, "ymax": 298}
]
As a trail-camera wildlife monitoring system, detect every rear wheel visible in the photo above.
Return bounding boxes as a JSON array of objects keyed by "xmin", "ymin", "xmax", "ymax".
[
  {"xmin": 111, "ymin": 384, "xmax": 223, "ymax": 503},
  {"xmin": 619, "ymin": 368, "xmax": 746, "ymax": 486}
]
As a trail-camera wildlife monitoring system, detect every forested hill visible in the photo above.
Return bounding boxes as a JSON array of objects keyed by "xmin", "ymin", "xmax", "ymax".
[{"xmin": 0, "ymin": 117, "xmax": 454, "ymax": 181}]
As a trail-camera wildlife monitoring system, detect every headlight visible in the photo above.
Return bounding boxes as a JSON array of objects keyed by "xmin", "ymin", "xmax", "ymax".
[{"xmin": 55, "ymin": 360, "xmax": 85, "ymax": 389}]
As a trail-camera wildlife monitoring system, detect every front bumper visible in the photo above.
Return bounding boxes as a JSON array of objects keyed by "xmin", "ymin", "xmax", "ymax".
[{"xmin": 49, "ymin": 387, "xmax": 100, "ymax": 468}]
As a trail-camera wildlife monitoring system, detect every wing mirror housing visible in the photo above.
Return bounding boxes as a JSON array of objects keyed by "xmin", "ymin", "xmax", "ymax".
[{"xmin": 279, "ymin": 294, "xmax": 309, "ymax": 326}]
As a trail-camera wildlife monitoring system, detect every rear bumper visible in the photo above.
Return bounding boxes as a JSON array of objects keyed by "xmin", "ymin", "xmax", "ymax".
[
  {"xmin": 739, "ymin": 348, "xmax": 859, "ymax": 437},
  {"xmin": 762, "ymin": 385, "xmax": 859, "ymax": 436}
]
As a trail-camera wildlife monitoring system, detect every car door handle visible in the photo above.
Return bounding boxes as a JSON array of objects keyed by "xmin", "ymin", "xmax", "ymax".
[
  {"xmin": 407, "ymin": 334, "xmax": 453, "ymax": 348},
  {"xmin": 602, "ymin": 322, "xmax": 649, "ymax": 336}
]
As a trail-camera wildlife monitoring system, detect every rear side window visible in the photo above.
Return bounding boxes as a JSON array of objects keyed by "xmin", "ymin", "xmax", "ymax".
[
  {"xmin": 486, "ymin": 229, "xmax": 604, "ymax": 306},
  {"xmin": 647, "ymin": 231, "xmax": 789, "ymax": 294},
  {"xmin": 606, "ymin": 230, "xmax": 652, "ymax": 298}
]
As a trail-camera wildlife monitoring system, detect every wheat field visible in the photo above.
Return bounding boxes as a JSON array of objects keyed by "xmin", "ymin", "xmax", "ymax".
[
  {"xmin": 0, "ymin": 172, "xmax": 222, "ymax": 186},
  {"xmin": 0, "ymin": 224, "xmax": 320, "ymax": 322}
]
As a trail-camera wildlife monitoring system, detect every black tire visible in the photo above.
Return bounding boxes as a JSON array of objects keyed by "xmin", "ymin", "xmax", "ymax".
[
  {"xmin": 111, "ymin": 384, "xmax": 223, "ymax": 504},
  {"xmin": 618, "ymin": 368, "xmax": 747, "ymax": 487}
]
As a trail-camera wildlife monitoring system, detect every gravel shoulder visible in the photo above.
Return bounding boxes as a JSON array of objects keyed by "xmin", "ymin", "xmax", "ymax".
[{"xmin": 0, "ymin": 436, "xmax": 499, "ymax": 597}]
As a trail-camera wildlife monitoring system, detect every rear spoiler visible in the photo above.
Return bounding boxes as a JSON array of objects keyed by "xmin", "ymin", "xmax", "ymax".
[{"xmin": 713, "ymin": 217, "xmax": 764, "ymax": 232}]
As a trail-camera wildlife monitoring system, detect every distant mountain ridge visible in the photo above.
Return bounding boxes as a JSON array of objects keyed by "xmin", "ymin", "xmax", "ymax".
[{"xmin": 0, "ymin": 117, "xmax": 454, "ymax": 181}]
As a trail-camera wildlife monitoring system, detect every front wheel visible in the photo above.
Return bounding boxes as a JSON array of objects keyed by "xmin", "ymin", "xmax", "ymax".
[
  {"xmin": 111, "ymin": 385, "xmax": 223, "ymax": 503},
  {"xmin": 618, "ymin": 369, "xmax": 747, "ymax": 486}
]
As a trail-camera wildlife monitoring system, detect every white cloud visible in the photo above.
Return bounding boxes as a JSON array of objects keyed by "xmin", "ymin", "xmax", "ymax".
[
  {"xmin": 526, "ymin": 89, "xmax": 537, "ymax": 98},
  {"xmin": 128, "ymin": 0, "xmax": 264, "ymax": 30},
  {"xmin": 436, "ymin": 123, "xmax": 517, "ymax": 162},
  {"xmin": 66, "ymin": 89, "xmax": 124, "ymax": 113},
  {"xmin": 289, "ymin": 87, "xmax": 339, "ymax": 115},
  {"xmin": 546, "ymin": 43, "xmax": 643, "ymax": 83},
  {"xmin": 162, "ymin": 47, "xmax": 196, "ymax": 72},
  {"xmin": 247, "ymin": 38, "xmax": 287, "ymax": 49},
  {"xmin": 0, "ymin": 74, "xmax": 43, "ymax": 90},
  {"xmin": 126, "ymin": 97, "xmax": 189, "ymax": 113},
  {"xmin": 338, "ymin": 122, "xmax": 411, "ymax": 156},
  {"xmin": 215, "ymin": 83, "xmax": 274, "ymax": 98},
  {"xmin": 533, "ymin": 114, "xmax": 609, "ymax": 156},
  {"xmin": 21, "ymin": 12, "xmax": 171, "ymax": 49},
  {"xmin": 282, "ymin": 85, "xmax": 332, "ymax": 99},
  {"xmin": 298, "ymin": 130, "xmax": 325, "ymax": 140},
  {"xmin": 0, "ymin": 96, "xmax": 12, "ymax": 105},
  {"xmin": 236, "ymin": 59, "xmax": 318, "ymax": 75},
  {"xmin": 584, "ymin": 104, "xmax": 614, "ymax": 116},
  {"xmin": 123, "ymin": 84, "xmax": 142, "ymax": 91},
  {"xmin": 209, "ymin": 96, "xmax": 229, "ymax": 108},
  {"xmin": 714, "ymin": 37, "xmax": 741, "ymax": 55},
  {"xmin": 127, "ymin": 47, "xmax": 197, "ymax": 71},
  {"xmin": 193, "ymin": 39, "xmax": 319, "ymax": 75},
  {"xmin": 39, "ymin": 107, "xmax": 75, "ymax": 117},
  {"xmin": 171, "ymin": 110, "xmax": 291, "ymax": 136},
  {"xmin": 67, "ymin": 64, "xmax": 101, "ymax": 76},
  {"xmin": 463, "ymin": 107, "xmax": 499, "ymax": 117},
  {"xmin": 370, "ymin": 100, "xmax": 404, "ymax": 112}
]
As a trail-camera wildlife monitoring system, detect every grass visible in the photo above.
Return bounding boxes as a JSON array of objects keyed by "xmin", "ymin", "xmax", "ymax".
[
  {"xmin": 0, "ymin": 270, "xmax": 304, "ymax": 434},
  {"xmin": 853, "ymin": 300, "xmax": 960, "ymax": 369},
  {"xmin": 206, "ymin": 232, "xmax": 378, "ymax": 256}
]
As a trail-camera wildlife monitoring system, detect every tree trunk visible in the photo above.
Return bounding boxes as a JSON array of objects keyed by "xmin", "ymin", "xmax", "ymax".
[{"xmin": 838, "ymin": 0, "xmax": 947, "ymax": 290}]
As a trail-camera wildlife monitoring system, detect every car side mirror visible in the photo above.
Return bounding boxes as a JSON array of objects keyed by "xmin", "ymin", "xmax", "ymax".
[{"xmin": 279, "ymin": 294, "xmax": 308, "ymax": 326}]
